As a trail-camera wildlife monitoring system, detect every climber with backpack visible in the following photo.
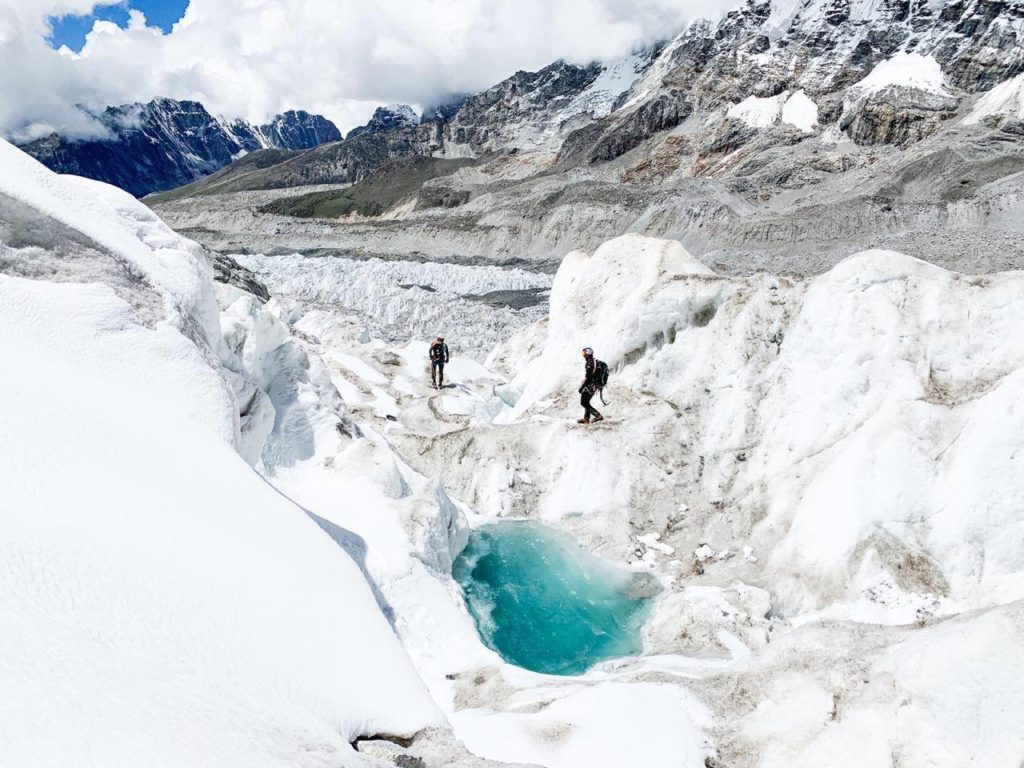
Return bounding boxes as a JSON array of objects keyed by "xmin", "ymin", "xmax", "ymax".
[
  {"xmin": 429, "ymin": 335, "xmax": 450, "ymax": 389},
  {"xmin": 577, "ymin": 347, "xmax": 609, "ymax": 424}
]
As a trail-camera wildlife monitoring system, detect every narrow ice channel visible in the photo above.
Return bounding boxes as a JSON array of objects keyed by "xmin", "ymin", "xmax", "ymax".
[{"xmin": 453, "ymin": 521, "xmax": 659, "ymax": 675}]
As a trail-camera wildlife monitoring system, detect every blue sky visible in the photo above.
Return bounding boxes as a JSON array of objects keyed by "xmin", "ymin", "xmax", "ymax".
[{"xmin": 47, "ymin": 1, "xmax": 190, "ymax": 51}]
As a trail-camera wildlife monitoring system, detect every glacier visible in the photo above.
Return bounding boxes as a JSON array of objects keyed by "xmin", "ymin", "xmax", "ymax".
[
  {"xmin": 4, "ymin": 128, "xmax": 1024, "ymax": 768},
  {"xmin": 234, "ymin": 251, "xmax": 551, "ymax": 358},
  {"xmin": 214, "ymin": 226, "xmax": 1024, "ymax": 766}
]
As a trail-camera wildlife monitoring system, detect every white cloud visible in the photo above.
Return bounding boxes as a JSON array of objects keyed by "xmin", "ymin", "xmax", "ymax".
[{"xmin": 0, "ymin": 0, "xmax": 740, "ymax": 140}]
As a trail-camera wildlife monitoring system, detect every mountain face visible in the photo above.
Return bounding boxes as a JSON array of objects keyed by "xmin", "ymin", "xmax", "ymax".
[
  {"xmin": 151, "ymin": 0, "xmax": 1024, "ymax": 299},
  {"xmin": 146, "ymin": 56, "xmax": 661, "ymax": 198},
  {"xmin": 555, "ymin": 0, "xmax": 1024, "ymax": 164},
  {"xmin": 157, "ymin": 0, "xmax": 1024, "ymax": 202},
  {"xmin": 438, "ymin": 60, "xmax": 607, "ymax": 153},
  {"xmin": 255, "ymin": 109, "xmax": 341, "ymax": 149},
  {"xmin": 346, "ymin": 104, "xmax": 419, "ymax": 139},
  {"xmin": 21, "ymin": 1, "xmax": 1024, "ymax": 202},
  {"xmin": 18, "ymin": 98, "xmax": 341, "ymax": 197}
]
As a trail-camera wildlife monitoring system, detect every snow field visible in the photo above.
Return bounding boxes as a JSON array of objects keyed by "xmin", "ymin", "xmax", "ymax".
[
  {"xmin": 458, "ymin": 233, "xmax": 1024, "ymax": 764},
  {"xmin": 454, "ymin": 682, "xmax": 709, "ymax": 768},
  {"xmin": 0, "ymin": 144, "xmax": 442, "ymax": 768},
  {"xmin": 251, "ymin": 229, "xmax": 1024, "ymax": 766},
  {"xmin": 0, "ymin": 274, "xmax": 441, "ymax": 768},
  {"xmin": 964, "ymin": 72, "xmax": 1024, "ymax": 125},
  {"xmin": 851, "ymin": 52, "xmax": 952, "ymax": 98},
  {"xmin": 8, "ymin": 130, "xmax": 1024, "ymax": 768},
  {"xmin": 233, "ymin": 293, "xmax": 715, "ymax": 768},
  {"xmin": 490, "ymin": 234, "xmax": 1024, "ymax": 616}
]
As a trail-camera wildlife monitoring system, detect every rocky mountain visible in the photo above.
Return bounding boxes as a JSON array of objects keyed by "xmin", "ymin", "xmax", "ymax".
[
  {"xmin": 439, "ymin": 57, "xmax": 637, "ymax": 154},
  {"xmin": 18, "ymin": 98, "xmax": 341, "ymax": 196},
  {"xmin": 28, "ymin": 1, "xmax": 1024, "ymax": 206},
  {"xmin": 148, "ymin": 118, "xmax": 444, "ymax": 200},
  {"xmin": 347, "ymin": 104, "xmax": 420, "ymax": 139},
  {"xmin": 153, "ymin": 0, "xmax": 1024, "ymax": 280},
  {"xmin": 256, "ymin": 109, "xmax": 341, "ymax": 149},
  {"xmin": 550, "ymin": 0, "xmax": 1024, "ymax": 166},
  {"xmin": 158, "ymin": 0, "xmax": 1024, "ymax": 189},
  {"xmin": 144, "ymin": 55, "xmax": 659, "ymax": 199}
]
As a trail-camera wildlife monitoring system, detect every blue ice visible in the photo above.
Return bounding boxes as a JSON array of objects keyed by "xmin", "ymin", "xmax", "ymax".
[{"xmin": 453, "ymin": 521, "xmax": 658, "ymax": 675}]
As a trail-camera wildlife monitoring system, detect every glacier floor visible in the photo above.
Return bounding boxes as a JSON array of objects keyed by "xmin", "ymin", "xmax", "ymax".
[
  {"xmin": 453, "ymin": 521, "xmax": 656, "ymax": 675},
  {"xmin": 216, "ymin": 238, "xmax": 1024, "ymax": 767},
  {"xmin": 12, "ymin": 134, "xmax": 1024, "ymax": 767},
  {"xmin": 247, "ymin": 304, "xmax": 713, "ymax": 768}
]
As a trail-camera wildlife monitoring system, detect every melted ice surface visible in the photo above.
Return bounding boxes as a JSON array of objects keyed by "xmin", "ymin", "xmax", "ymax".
[{"xmin": 454, "ymin": 521, "xmax": 657, "ymax": 675}]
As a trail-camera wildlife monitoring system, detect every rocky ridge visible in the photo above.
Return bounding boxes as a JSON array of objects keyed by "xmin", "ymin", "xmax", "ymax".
[
  {"xmin": 132, "ymin": 0, "xmax": 1024, "ymax": 415},
  {"xmin": 348, "ymin": 104, "xmax": 420, "ymax": 139},
  {"xmin": 151, "ymin": 0, "xmax": 1024, "ymax": 291},
  {"xmin": 18, "ymin": 98, "xmax": 341, "ymax": 196}
]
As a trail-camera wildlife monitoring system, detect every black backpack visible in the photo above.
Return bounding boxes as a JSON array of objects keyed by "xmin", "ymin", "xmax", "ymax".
[{"xmin": 594, "ymin": 360, "xmax": 610, "ymax": 404}]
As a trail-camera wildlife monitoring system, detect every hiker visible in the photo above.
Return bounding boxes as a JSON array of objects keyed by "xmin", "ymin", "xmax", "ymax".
[
  {"xmin": 578, "ymin": 347, "xmax": 606, "ymax": 424},
  {"xmin": 429, "ymin": 335, "xmax": 450, "ymax": 389}
]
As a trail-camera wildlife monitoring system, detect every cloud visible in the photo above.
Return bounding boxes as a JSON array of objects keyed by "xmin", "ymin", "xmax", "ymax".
[{"xmin": 0, "ymin": 0, "xmax": 740, "ymax": 141}]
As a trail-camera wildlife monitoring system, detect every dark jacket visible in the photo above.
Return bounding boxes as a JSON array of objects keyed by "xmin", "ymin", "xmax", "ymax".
[
  {"xmin": 581, "ymin": 355, "xmax": 598, "ymax": 389},
  {"xmin": 430, "ymin": 342, "xmax": 449, "ymax": 364}
]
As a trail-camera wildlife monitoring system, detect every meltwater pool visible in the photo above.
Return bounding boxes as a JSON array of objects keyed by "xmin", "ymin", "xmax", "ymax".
[{"xmin": 453, "ymin": 521, "xmax": 658, "ymax": 675}]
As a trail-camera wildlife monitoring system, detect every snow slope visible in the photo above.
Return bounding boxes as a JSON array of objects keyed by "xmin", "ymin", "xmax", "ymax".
[
  {"xmin": 780, "ymin": 90, "xmax": 818, "ymax": 131},
  {"xmin": 728, "ymin": 92, "xmax": 790, "ymax": 128},
  {"xmin": 559, "ymin": 52, "xmax": 648, "ymax": 123},
  {"xmin": 964, "ymin": 73, "xmax": 1024, "ymax": 125},
  {"xmin": 851, "ymin": 52, "xmax": 952, "ymax": 98},
  {"xmin": 0, "ymin": 140, "xmax": 441, "ymax": 767},
  {"xmin": 0, "ymin": 136, "xmax": 220, "ymax": 344}
]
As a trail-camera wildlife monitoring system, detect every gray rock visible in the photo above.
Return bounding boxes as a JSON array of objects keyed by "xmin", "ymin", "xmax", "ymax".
[
  {"xmin": 348, "ymin": 105, "xmax": 420, "ymax": 139},
  {"xmin": 840, "ymin": 86, "xmax": 960, "ymax": 147},
  {"xmin": 210, "ymin": 254, "xmax": 271, "ymax": 301},
  {"xmin": 559, "ymin": 91, "xmax": 692, "ymax": 165}
]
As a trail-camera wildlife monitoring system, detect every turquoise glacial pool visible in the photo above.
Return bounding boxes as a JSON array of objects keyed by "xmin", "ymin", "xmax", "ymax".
[{"xmin": 452, "ymin": 521, "xmax": 659, "ymax": 675}]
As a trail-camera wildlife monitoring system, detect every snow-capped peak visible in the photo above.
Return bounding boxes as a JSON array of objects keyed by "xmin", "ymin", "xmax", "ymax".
[
  {"xmin": 558, "ymin": 51, "xmax": 649, "ymax": 123},
  {"xmin": 384, "ymin": 103, "xmax": 419, "ymax": 122}
]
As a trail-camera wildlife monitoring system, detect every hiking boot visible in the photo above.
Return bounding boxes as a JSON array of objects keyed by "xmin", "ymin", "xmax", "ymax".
[
  {"xmin": 592, "ymin": 415, "xmax": 605, "ymax": 423},
  {"xmin": 577, "ymin": 418, "xmax": 590, "ymax": 424}
]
